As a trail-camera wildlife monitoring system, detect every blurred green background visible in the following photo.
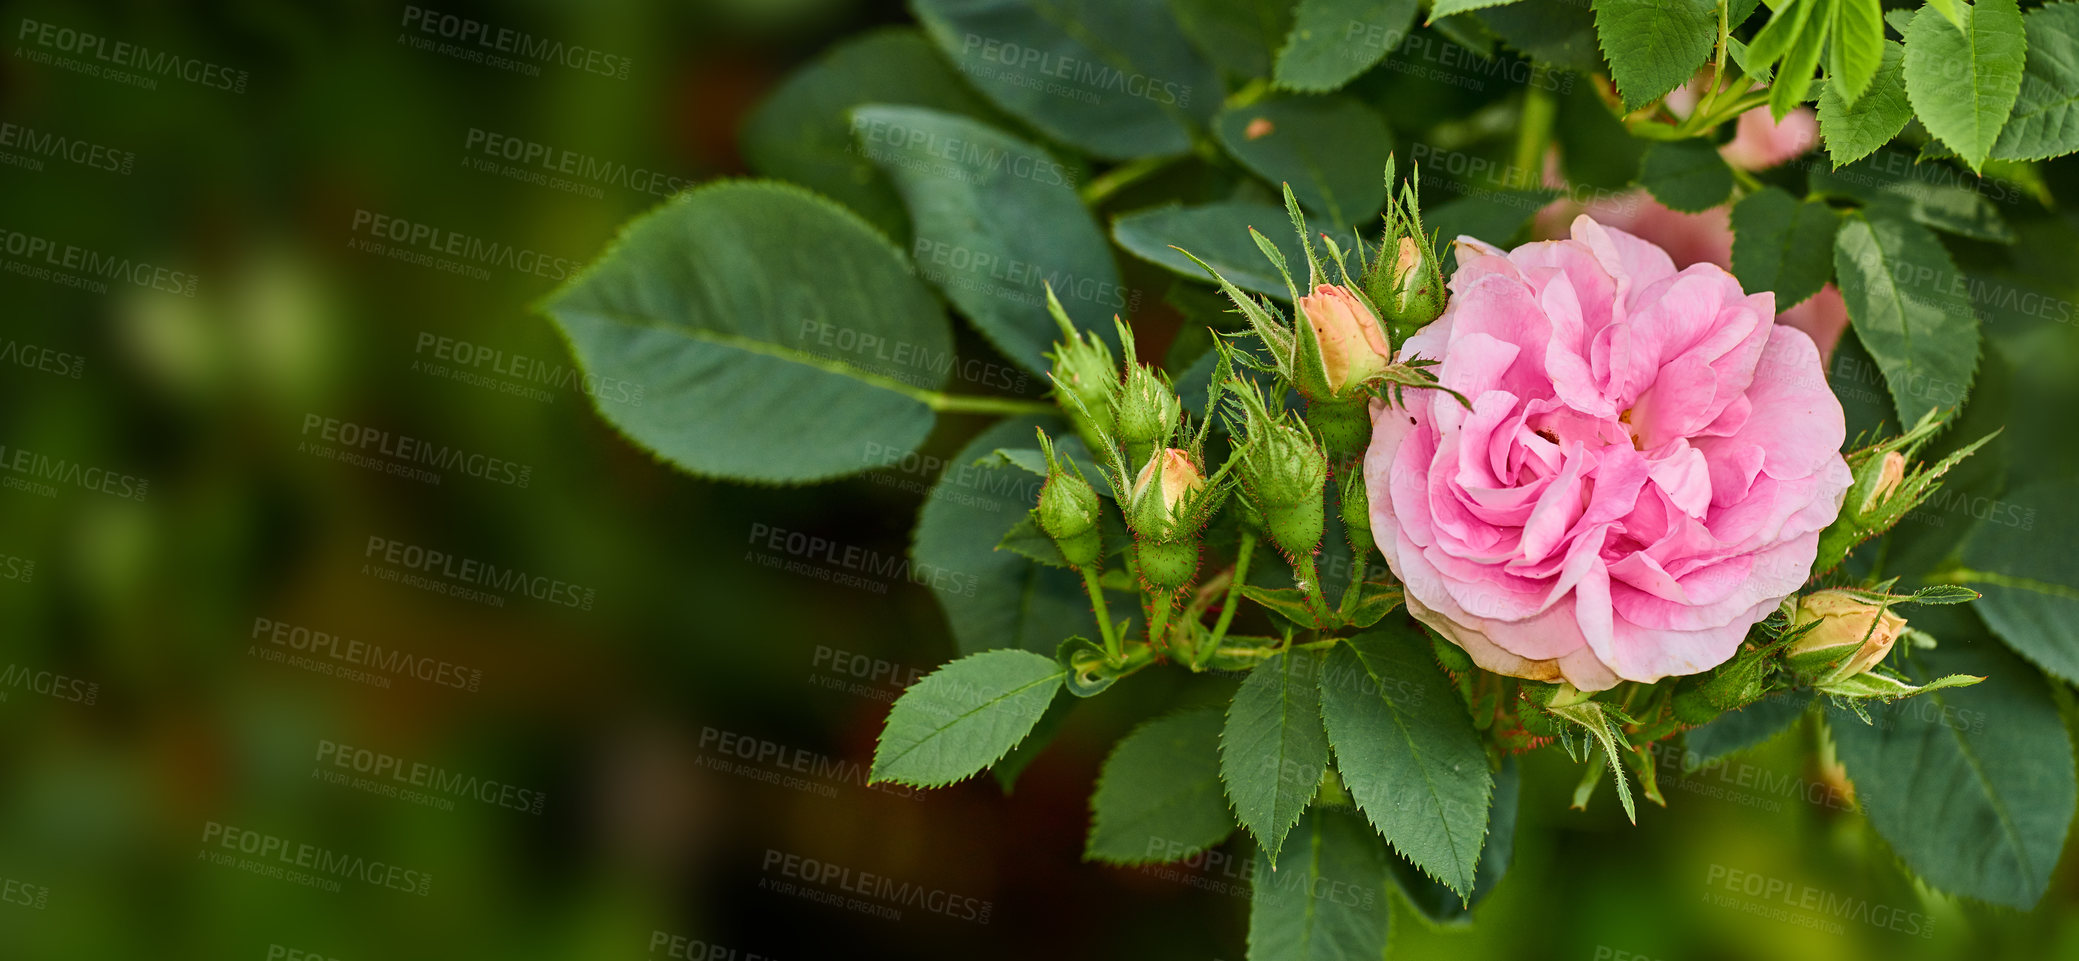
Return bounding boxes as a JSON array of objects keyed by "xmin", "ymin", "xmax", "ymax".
[{"xmin": 1, "ymin": 1, "xmax": 2075, "ymax": 959}]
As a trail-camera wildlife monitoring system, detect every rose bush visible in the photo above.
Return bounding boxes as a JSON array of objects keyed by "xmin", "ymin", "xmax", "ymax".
[{"xmin": 1365, "ymin": 215, "xmax": 1853, "ymax": 689}]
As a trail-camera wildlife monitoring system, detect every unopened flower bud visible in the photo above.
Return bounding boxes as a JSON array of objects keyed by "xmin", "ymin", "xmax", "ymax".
[
  {"xmin": 1129, "ymin": 449, "xmax": 1209, "ymax": 591},
  {"xmin": 1297, "ymin": 284, "xmax": 1393, "ymax": 397},
  {"xmin": 1339, "ymin": 467, "xmax": 1372, "ymax": 563},
  {"xmin": 1787, "ymin": 591, "xmax": 1907, "ymax": 682},
  {"xmin": 1045, "ymin": 302, "xmax": 1120, "ymax": 453},
  {"xmin": 1036, "ymin": 439, "xmax": 1103, "ymax": 569},
  {"xmin": 1367, "ymin": 236, "xmax": 1447, "ymax": 344},
  {"xmin": 1112, "ymin": 364, "xmax": 1182, "ymax": 467},
  {"xmin": 1859, "ymin": 451, "xmax": 1907, "ymax": 514}
]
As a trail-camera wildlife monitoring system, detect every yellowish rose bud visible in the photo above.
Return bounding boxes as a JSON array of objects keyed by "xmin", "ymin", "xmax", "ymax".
[
  {"xmin": 1860, "ymin": 451, "xmax": 1907, "ymax": 514},
  {"xmin": 1132, "ymin": 448, "xmax": 1204, "ymax": 519},
  {"xmin": 1787, "ymin": 591, "xmax": 1908, "ymax": 681},
  {"xmin": 1297, "ymin": 284, "xmax": 1392, "ymax": 395}
]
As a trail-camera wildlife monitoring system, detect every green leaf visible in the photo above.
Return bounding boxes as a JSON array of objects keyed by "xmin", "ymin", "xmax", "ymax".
[
  {"xmin": 740, "ymin": 28, "xmax": 1002, "ymax": 240},
  {"xmin": 871, "ymin": 649, "xmax": 1068, "ymax": 787},
  {"xmin": 1478, "ymin": 0, "xmax": 1603, "ymax": 71},
  {"xmin": 994, "ymin": 689, "xmax": 1073, "ymax": 792},
  {"xmin": 1273, "ymin": 0, "xmax": 1419, "ymax": 92},
  {"xmin": 998, "ymin": 513, "xmax": 1071, "ymax": 567},
  {"xmin": 1172, "ymin": 0, "xmax": 1295, "ymax": 78},
  {"xmin": 1221, "ymin": 649, "xmax": 1331, "ymax": 864},
  {"xmin": 1086, "ymin": 709, "xmax": 1236, "ymax": 863},
  {"xmin": 1386, "ymin": 756, "xmax": 1518, "ymax": 925},
  {"xmin": 1729, "ymin": 187, "xmax": 1840, "ymax": 309},
  {"xmin": 1819, "ymin": 41, "xmax": 1912, "ymax": 166},
  {"xmin": 1680, "ymin": 691, "xmax": 1812, "ymax": 764},
  {"xmin": 541, "ymin": 181, "xmax": 947, "ymax": 484},
  {"xmin": 1831, "ymin": 212, "xmax": 1979, "ymax": 425},
  {"xmin": 1902, "ymin": 0, "xmax": 2028, "ymax": 172},
  {"xmin": 1431, "ymin": 0, "xmax": 1522, "ymax": 19},
  {"xmin": 853, "ymin": 106, "xmax": 1124, "ymax": 374},
  {"xmin": 1828, "ymin": 607, "xmax": 2075, "ymax": 909},
  {"xmin": 1926, "ymin": 0, "xmax": 1967, "ymax": 32},
  {"xmin": 1766, "ymin": 0, "xmax": 1828, "ymax": 119},
  {"xmin": 1961, "ymin": 479, "xmax": 2079, "ymax": 685},
  {"xmin": 1248, "ymin": 808, "xmax": 1392, "ymax": 961},
  {"xmin": 1239, "ymin": 584, "xmax": 1328, "ymax": 628},
  {"xmin": 914, "ymin": 416, "xmax": 1102, "ymax": 655},
  {"xmin": 1319, "ymin": 629, "xmax": 1492, "ymax": 897},
  {"xmin": 1806, "ymin": 148, "xmax": 2013, "ymax": 242},
  {"xmin": 1424, "ymin": 188, "xmax": 1561, "ymax": 252},
  {"xmin": 1594, "ymin": 0, "xmax": 1718, "ymax": 111},
  {"xmin": 1113, "ymin": 202, "xmax": 1314, "ymax": 299},
  {"xmin": 911, "ymin": 0, "xmax": 1219, "ymax": 160},
  {"xmin": 1992, "ymin": 2, "xmax": 2079, "ymax": 161},
  {"xmin": 1639, "ymin": 138, "xmax": 1734, "ymax": 213},
  {"xmin": 1827, "ymin": 0, "xmax": 1884, "ymax": 106},
  {"xmin": 1214, "ymin": 95, "xmax": 1393, "ymax": 225}
]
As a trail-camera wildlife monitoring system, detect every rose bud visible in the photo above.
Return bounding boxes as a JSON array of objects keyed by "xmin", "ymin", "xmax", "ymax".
[
  {"xmin": 1298, "ymin": 284, "xmax": 1393, "ymax": 396},
  {"xmin": 1043, "ymin": 289, "xmax": 1120, "ymax": 454},
  {"xmin": 1112, "ymin": 363, "xmax": 1182, "ymax": 468},
  {"xmin": 1859, "ymin": 451, "xmax": 1907, "ymax": 515},
  {"xmin": 1365, "ymin": 235, "xmax": 1447, "ymax": 345},
  {"xmin": 1229, "ymin": 380, "xmax": 1327, "ymax": 561},
  {"xmin": 1035, "ymin": 430, "xmax": 1103, "ymax": 569},
  {"xmin": 1786, "ymin": 590, "xmax": 1907, "ymax": 683},
  {"xmin": 1338, "ymin": 466, "xmax": 1372, "ymax": 563},
  {"xmin": 1129, "ymin": 447, "xmax": 1209, "ymax": 591}
]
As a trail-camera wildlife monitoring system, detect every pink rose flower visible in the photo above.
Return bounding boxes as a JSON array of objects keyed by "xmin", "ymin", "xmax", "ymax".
[{"xmin": 1363, "ymin": 216, "xmax": 1853, "ymax": 690}]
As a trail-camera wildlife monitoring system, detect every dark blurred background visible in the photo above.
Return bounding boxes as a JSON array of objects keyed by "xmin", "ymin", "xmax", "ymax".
[{"xmin": 1, "ymin": 1, "xmax": 2075, "ymax": 959}]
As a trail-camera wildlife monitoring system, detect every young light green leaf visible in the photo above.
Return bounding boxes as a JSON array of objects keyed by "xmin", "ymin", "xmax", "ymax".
[
  {"xmin": 1961, "ymin": 478, "xmax": 2079, "ymax": 685},
  {"xmin": 1926, "ymin": 0, "xmax": 1967, "ymax": 31},
  {"xmin": 1594, "ymin": 0, "xmax": 1718, "ymax": 111},
  {"xmin": 1767, "ymin": 0, "xmax": 1829, "ymax": 119},
  {"xmin": 1730, "ymin": 187, "xmax": 1840, "ymax": 308},
  {"xmin": 911, "ymin": 0, "xmax": 1219, "ymax": 159},
  {"xmin": 741, "ymin": 29, "xmax": 1003, "ymax": 240},
  {"xmin": 1248, "ymin": 808, "xmax": 1392, "ymax": 961},
  {"xmin": 1902, "ymin": 0, "xmax": 2028, "ymax": 171},
  {"xmin": 1828, "ymin": 606, "xmax": 2075, "ymax": 909},
  {"xmin": 1639, "ymin": 139, "xmax": 1734, "ymax": 213},
  {"xmin": 1214, "ymin": 95, "xmax": 1393, "ymax": 225},
  {"xmin": 1113, "ymin": 202, "xmax": 1315, "ymax": 300},
  {"xmin": 854, "ymin": 106, "xmax": 1122, "ymax": 374},
  {"xmin": 1743, "ymin": 0, "xmax": 1815, "ymax": 74},
  {"xmin": 1820, "ymin": 41, "xmax": 1912, "ymax": 166},
  {"xmin": 915, "ymin": 417, "xmax": 1103, "ymax": 655},
  {"xmin": 1319, "ymin": 628, "xmax": 1492, "ymax": 898},
  {"xmin": 1992, "ymin": 2, "xmax": 2079, "ymax": 161},
  {"xmin": 1221, "ymin": 649, "xmax": 1331, "ymax": 865},
  {"xmin": 1827, "ymin": 0, "xmax": 1885, "ymax": 106},
  {"xmin": 1831, "ymin": 213, "xmax": 1979, "ymax": 425},
  {"xmin": 1086, "ymin": 709, "xmax": 1235, "ymax": 863},
  {"xmin": 541, "ymin": 181, "xmax": 948, "ymax": 484},
  {"xmin": 1273, "ymin": 0, "xmax": 1419, "ymax": 92},
  {"xmin": 871, "ymin": 649, "xmax": 1068, "ymax": 787}
]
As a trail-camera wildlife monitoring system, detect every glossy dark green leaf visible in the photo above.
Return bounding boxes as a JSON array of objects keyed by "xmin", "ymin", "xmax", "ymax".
[
  {"xmin": 1729, "ymin": 187, "xmax": 1840, "ymax": 309},
  {"xmin": 1214, "ymin": 95, "xmax": 1393, "ymax": 225},
  {"xmin": 1248, "ymin": 808, "xmax": 1393, "ymax": 961},
  {"xmin": 1961, "ymin": 479, "xmax": 2079, "ymax": 685},
  {"xmin": 1992, "ymin": 2, "xmax": 2079, "ymax": 161},
  {"xmin": 1222, "ymin": 649, "xmax": 1331, "ymax": 864},
  {"xmin": 1273, "ymin": 0, "xmax": 1419, "ymax": 92},
  {"xmin": 1113, "ymin": 201, "xmax": 1314, "ymax": 299},
  {"xmin": 1086, "ymin": 709, "xmax": 1235, "ymax": 863},
  {"xmin": 1832, "ymin": 212, "xmax": 1979, "ymax": 425}
]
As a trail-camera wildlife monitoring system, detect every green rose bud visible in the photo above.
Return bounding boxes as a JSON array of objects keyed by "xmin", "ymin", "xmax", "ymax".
[
  {"xmin": 1035, "ymin": 430, "xmax": 1103, "ymax": 569},
  {"xmin": 1366, "ymin": 235, "xmax": 1447, "ymax": 345},
  {"xmin": 1129, "ymin": 447, "xmax": 1205, "ymax": 539},
  {"xmin": 1044, "ymin": 290, "xmax": 1120, "ymax": 454},
  {"xmin": 1338, "ymin": 466, "xmax": 1372, "ymax": 563},
  {"xmin": 1295, "ymin": 283, "xmax": 1393, "ymax": 399},
  {"xmin": 1112, "ymin": 363, "xmax": 1182, "ymax": 469},
  {"xmin": 1230, "ymin": 380, "xmax": 1328, "ymax": 560},
  {"xmin": 1786, "ymin": 591, "xmax": 1907, "ymax": 683}
]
